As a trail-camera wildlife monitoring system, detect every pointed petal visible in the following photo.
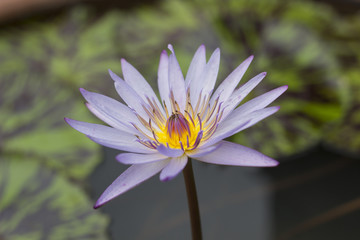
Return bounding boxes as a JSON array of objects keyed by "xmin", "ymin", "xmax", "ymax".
[
  {"xmin": 224, "ymin": 85, "xmax": 288, "ymax": 124},
  {"xmin": 187, "ymin": 142, "xmax": 222, "ymax": 158},
  {"xmin": 160, "ymin": 155, "xmax": 188, "ymax": 181},
  {"xmin": 109, "ymin": 69, "xmax": 149, "ymax": 119},
  {"xmin": 121, "ymin": 59, "xmax": 164, "ymax": 114},
  {"xmin": 168, "ymin": 44, "xmax": 186, "ymax": 111},
  {"xmin": 210, "ymin": 55, "xmax": 253, "ymax": 106},
  {"xmin": 116, "ymin": 152, "xmax": 169, "ymax": 164},
  {"xmin": 200, "ymin": 48, "xmax": 220, "ymax": 97},
  {"xmin": 221, "ymin": 72, "xmax": 267, "ymax": 120},
  {"xmin": 201, "ymin": 106, "xmax": 280, "ymax": 148},
  {"xmin": 194, "ymin": 141, "xmax": 278, "ymax": 167},
  {"xmin": 156, "ymin": 144, "xmax": 184, "ymax": 157},
  {"xmin": 80, "ymin": 88, "xmax": 138, "ymax": 134},
  {"xmin": 186, "ymin": 45, "xmax": 206, "ymax": 88},
  {"xmin": 65, "ymin": 118, "xmax": 154, "ymax": 153},
  {"xmin": 158, "ymin": 50, "xmax": 171, "ymax": 114},
  {"xmin": 94, "ymin": 160, "xmax": 169, "ymax": 208}
]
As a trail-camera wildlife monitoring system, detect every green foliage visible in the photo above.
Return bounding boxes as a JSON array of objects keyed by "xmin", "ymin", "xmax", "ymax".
[{"xmin": 0, "ymin": 157, "xmax": 109, "ymax": 240}]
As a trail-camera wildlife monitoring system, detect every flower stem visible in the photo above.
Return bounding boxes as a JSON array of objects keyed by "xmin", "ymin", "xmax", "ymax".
[{"xmin": 183, "ymin": 159, "xmax": 202, "ymax": 240}]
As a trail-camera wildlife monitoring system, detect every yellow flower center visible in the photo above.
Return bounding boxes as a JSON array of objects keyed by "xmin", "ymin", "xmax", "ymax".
[
  {"xmin": 133, "ymin": 90, "xmax": 223, "ymax": 151},
  {"xmin": 155, "ymin": 112, "xmax": 201, "ymax": 150}
]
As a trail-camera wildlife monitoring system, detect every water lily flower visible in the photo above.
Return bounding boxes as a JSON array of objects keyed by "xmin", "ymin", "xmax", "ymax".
[{"xmin": 65, "ymin": 44, "xmax": 287, "ymax": 209}]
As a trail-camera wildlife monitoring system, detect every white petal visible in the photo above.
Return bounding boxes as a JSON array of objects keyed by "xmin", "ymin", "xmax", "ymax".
[
  {"xmin": 65, "ymin": 118, "xmax": 154, "ymax": 153},
  {"xmin": 200, "ymin": 48, "xmax": 220, "ymax": 98},
  {"xmin": 223, "ymin": 85, "xmax": 288, "ymax": 124},
  {"xmin": 109, "ymin": 69, "xmax": 149, "ymax": 119},
  {"xmin": 94, "ymin": 160, "xmax": 170, "ymax": 208},
  {"xmin": 80, "ymin": 88, "xmax": 138, "ymax": 134},
  {"xmin": 201, "ymin": 106, "xmax": 280, "ymax": 148},
  {"xmin": 157, "ymin": 50, "xmax": 171, "ymax": 114},
  {"xmin": 194, "ymin": 141, "xmax": 278, "ymax": 167},
  {"xmin": 168, "ymin": 44, "xmax": 186, "ymax": 111},
  {"xmin": 116, "ymin": 152, "xmax": 169, "ymax": 164},
  {"xmin": 210, "ymin": 55, "xmax": 253, "ymax": 106},
  {"xmin": 186, "ymin": 45, "xmax": 206, "ymax": 89},
  {"xmin": 221, "ymin": 72, "xmax": 267, "ymax": 120},
  {"xmin": 159, "ymin": 155, "xmax": 188, "ymax": 181},
  {"xmin": 121, "ymin": 59, "xmax": 164, "ymax": 115},
  {"xmin": 156, "ymin": 144, "xmax": 184, "ymax": 157},
  {"xmin": 186, "ymin": 142, "xmax": 222, "ymax": 158}
]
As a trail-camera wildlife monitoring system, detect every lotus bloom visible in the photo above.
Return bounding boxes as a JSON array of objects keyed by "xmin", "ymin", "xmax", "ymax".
[{"xmin": 65, "ymin": 44, "xmax": 287, "ymax": 208}]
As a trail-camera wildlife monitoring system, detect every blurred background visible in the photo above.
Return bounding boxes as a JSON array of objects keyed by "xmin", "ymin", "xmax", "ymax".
[{"xmin": 1, "ymin": 0, "xmax": 360, "ymax": 239}]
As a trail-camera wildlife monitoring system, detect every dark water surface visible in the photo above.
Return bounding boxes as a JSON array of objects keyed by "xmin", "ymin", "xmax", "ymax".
[{"xmin": 89, "ymin": 147, "xmax": 360, "ymax": 240}]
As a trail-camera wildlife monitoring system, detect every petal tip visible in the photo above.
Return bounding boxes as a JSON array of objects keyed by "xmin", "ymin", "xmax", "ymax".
[
  {"xmin": 93, "ymin": 199, "xmax": 105, "ymax": 209},
  {"xmin": 213, "ymin": 48, "xmax": 221, "ymax": 57},
  {"xmin": 167, "ymin": 44, "xmax": 174, "ymax": 53},
  {"xmin": 246, "ymin": 55, "xmax": 254, "ymax": 62},
  {"xmin": 159, "ymin": 172, "xmax": 178, "ymax": 182},
  {"xmin": 121, "ymin": 58, "xmax": 127, "ymax": 65},
  {"xmin": 115, "ymin": 154, "xmax": 128, "ymax": 164},
  {"xmin": 160, "ymin": 176, "xmax": 171, "ymax": 182},
  {"xmin": 109, "ymin": 69, "xmax": 123, "ymax": 83},
  {"xmin": 272, "ymin": 106, "xmax": 281, "ymax": 112},
  {"xmin": 64, "ymin": 118, "xmax": 78, "ymax": 129},
  {"xmin": 265, "ymin": 159, "xmax": 279, "ymax": 167},
  {"xmin": 108, "ymin": 69, "xmax": 115, "ymax": 77},
  {"xmin": 64, "ymin": 117, "xmax": 72, "ymax": 125}
]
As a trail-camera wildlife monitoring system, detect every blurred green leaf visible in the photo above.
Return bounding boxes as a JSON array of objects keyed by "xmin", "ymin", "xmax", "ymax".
[
  {"xmin": 0, "ymin": 157, "xmax": 109, "ymax": 240},
  {"xmin": 0, "ymin": 7, "xmax": 122, "ymax": 179}
]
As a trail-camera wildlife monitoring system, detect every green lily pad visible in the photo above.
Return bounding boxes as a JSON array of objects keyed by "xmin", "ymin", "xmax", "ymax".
[{"xmin": 0, "ymin": 156, "xmax": 109, "ymax": 240}]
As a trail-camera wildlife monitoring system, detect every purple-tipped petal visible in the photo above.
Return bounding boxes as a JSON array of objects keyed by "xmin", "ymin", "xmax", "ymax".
[
  {"xmin": 168, "ymin": 44, "xmax": 186, "ymax": 111},
  {"xmin": 221, "ymin": 72, "xmax": 267, "ymax": 120},
  {"xmin": 186, "ymin": 45, "xmax": 206, "ymax": 90},
  {"xmin": 80, "ymin": 88, "xmax": 139, "ymax": 134},
  {"xmin": 156, "ymin": 144, "xmax": 184, "ymax": 157},
  {"xmin": 121, "ymin": 59, "xmax": 164, "ymax": 114},
  {"xmin": 116, "ymin": 152, "xmax": 169, "ymax": 164},
  {"xmin": 109, "ymin": 69, "xmax": 149, "ymax": 119},
  {"xmin": 187, "ymin": 142, "xmax": 222, "ymax": 158},
  {"xmin": 224, "ymin": 85, "xmax": 288, "ymax": 124},
  {"xmin": 65, "ymin": 118, "xmax": 154, "ymax": 153},
  {"xmin": 194, "ymin": 140, "xmax": 278, "ymax": 167},
  {"xmin": 94, "ymin": 160, "xmax": 169, "ymax": 208},
  {"xmin": 202, "ymin": 106, "xmax": 280, "ymax": 148},
  {"xmin": 159, "ymin": 155, "xmax": 188, "ymax": 181},
  {"xmin": 210, "ymin": 55, "xmax": 254, "ymax": 106}
]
